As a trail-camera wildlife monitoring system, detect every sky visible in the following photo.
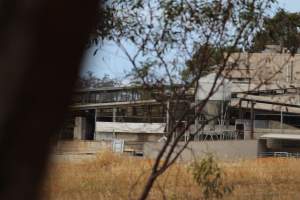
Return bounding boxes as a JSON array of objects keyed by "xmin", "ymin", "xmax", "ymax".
[{"xmin": 81, "ymin": 0, "xmax": 300, "ymax": 79}]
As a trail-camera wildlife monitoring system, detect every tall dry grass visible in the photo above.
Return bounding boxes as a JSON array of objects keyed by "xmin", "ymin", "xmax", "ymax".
[{"xmin": 42, "ymin": 151, "xmax": 300, "ymax": 200}]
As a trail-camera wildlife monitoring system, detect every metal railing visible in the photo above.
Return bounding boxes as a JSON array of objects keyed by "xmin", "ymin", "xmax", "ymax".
[{"xmin": 257, "ymin": 151, "xmax": 300, "ymax": 158}]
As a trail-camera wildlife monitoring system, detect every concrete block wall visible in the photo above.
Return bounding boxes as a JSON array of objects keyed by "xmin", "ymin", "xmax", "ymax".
[
  {"xmin": 144, "ymin": 140, "xmax": 258, "ymax": 161},
  {"xmin": 54, "ymin": 140, "xmax": 112, "ymax": 154},
  {"xmin": 94, "ymin": 132, "xmax": 162, "ymax": 142},
  {"xmin": 73, "ymin": 117, "xmax": 87, "ymax": 140}
]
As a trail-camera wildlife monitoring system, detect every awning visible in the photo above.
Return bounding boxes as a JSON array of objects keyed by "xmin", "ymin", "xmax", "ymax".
[
  {"xmin": 260, "ymin": 134, "xmax": 300, "ymax": 140},
  {"xmin": 96, "ymin": 122, "xmax": 166, "ymax": 134},
  {"xmin": 71, "ymin": 99, "xmax": 159, "ymax": 110}
]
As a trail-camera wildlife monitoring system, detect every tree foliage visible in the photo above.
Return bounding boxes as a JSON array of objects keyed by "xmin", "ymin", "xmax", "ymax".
[
  {"xmin": 251, "ymin": 9, "xmax": 300, "ymax": 54},
  {"xmin": 182, "ymin": 45, "xmax": 242, "ymax": 82},
  {"xmin": 107, "ymin": 0, "xmax": 275, "ymax": 85},
  {"xmin": 76, "ymin": 71, "xmax": 120, "ymax": 89},
  {"xmin": 92, "ymin": 1, "xmax": 277, "ymax": 199}
]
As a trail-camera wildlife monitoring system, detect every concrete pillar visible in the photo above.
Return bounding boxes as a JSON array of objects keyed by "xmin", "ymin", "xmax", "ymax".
[
  {"xmin": 94, "ymin": 108, "xmax": 97, "ymax": 139},
  {"xmin": 244, "ymin": 120, "xmax": 252, "ymax": 140},
  {"xmin": 239, "ymin": 100, "xmax": 243, "ymax": 120},
  {"xmin": 74, "ymin": 116, "xmax": 87, "ymax": 140},
  {"xmin": 250, "ymin": 101, "xmax": 255, "ymax": 139},
  {"xmin": 166, "ymin": 100, "xmax": 170, "ymax": 133},
  {"xmin": 280, "ymin": 107, "xmax": 283, "ymax": 133},
  {"xmin": 257, "ymin": 139, "xmax": 268, "ymax": 155},
  {"xmin": 147, "ymin": 105, "xmax": 151, "ymax": 123},
  {"xmin": 113, "ymin": 107, "xmax": 116, "ymax": 122}
]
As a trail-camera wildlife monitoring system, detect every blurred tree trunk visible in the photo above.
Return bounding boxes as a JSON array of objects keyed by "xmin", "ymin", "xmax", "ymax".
[{"xmin": 0, "ymin": 1, "xmax": 98, "ymax": 199}]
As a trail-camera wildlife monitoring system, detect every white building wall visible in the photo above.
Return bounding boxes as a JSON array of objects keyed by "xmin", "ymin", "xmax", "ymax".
[{"xmin": 196, "ymin": 73, "xmax": 232, "ymax": 101}]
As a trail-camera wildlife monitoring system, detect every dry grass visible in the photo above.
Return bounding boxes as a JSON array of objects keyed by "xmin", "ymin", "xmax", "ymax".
[{"xmin": 42, "ymin": 152, "xmax": 300, "ymax": 200}]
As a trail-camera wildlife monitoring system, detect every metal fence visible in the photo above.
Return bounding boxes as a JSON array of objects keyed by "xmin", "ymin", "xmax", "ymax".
[{"xmin": 257, "ymin": 151, "xmax": 300, "ymax": 158}]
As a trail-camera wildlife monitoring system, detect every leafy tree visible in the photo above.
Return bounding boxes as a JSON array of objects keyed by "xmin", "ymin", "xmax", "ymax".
[
  {"xmin": 76, "ymin": 71, "xmax": 120, "ymax": 89},
  {"xmin": 182, "ymin": 44, "xmax": 242, "ymax": 82},
  {"xmin": 251, "ymin": 9, "xmax": 300, "ymax": 54},
  {"xmin": 93, "ymin": 1, "xmax": 277, "ymax": 199}
]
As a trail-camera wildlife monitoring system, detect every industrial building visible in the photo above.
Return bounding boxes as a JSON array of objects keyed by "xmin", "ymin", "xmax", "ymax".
[{"xmin": 60, "ymin": 46, "xmax": 300, "ymax": 157}]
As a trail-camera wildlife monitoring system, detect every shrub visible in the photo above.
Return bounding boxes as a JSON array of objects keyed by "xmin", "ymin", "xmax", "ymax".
[{"xmin": 190, "ymin": 154, "xmax": 234, "ymax": 200}]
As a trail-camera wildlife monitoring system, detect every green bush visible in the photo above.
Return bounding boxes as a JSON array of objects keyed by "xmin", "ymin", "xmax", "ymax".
[{"xmin": 190, "ymin": 154, "xmax": 233, "ymax": 200}]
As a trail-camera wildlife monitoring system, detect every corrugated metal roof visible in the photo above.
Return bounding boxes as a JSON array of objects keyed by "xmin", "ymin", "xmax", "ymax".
[
  {"xmin": 260, "ymin": 134, "xmax": 300, "ymax": 140},
  {"xmin": 230, "ymin": 99, "xmax": 300, "ymax": 114},
  {"xmin": 70, "ymin": 99, "xmax": 159, "ymax": 110}
]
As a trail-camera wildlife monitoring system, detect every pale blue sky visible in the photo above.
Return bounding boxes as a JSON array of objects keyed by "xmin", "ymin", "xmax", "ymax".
[{"xmin": 81, "ymin": 0, "xmax": 300, "ymax": 79}]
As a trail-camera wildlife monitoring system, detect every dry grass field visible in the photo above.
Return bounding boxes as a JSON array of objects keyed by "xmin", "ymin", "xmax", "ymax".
[{"xmin": 42, "ymin": 151, "xmax": 300, "ymax": 200}]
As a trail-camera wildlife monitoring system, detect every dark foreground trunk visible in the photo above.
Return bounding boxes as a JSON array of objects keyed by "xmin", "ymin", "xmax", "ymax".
[{"xmin": 0, "ymin": 1, "xmax": 98, "ymax": 199}]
